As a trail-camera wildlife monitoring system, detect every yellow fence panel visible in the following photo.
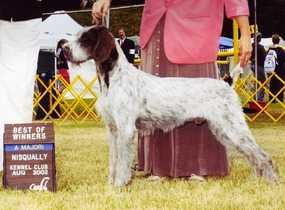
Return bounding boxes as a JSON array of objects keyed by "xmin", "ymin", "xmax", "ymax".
[
  {"xmin": 235, "ymin": 72, "xmax": 285, "ymax": 122},
  {"xmin": 33, "ymin": 71, "xmax": 285, "ymax": 124},
  {"xmin": 33, "ymin": 75, "xmax": 100, "ymax": 125}
]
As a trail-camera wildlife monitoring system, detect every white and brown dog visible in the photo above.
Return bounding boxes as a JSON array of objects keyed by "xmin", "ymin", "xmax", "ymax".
[{"xmin": 64, "ymin": 25, "xmax": 278, "ymax": 187}]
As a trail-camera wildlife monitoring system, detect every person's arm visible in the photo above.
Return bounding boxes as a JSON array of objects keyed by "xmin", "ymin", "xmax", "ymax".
[
  {"xmin": 234, "ymin": 15, "xmax": 252, "ymax": 67},
  {"xmin": 224, "ymin": 0, "xmax": 251, "ymax": 67},
  {"xmin": 92, "ymin": 0, "xmax": 111, "ymax": 24}
]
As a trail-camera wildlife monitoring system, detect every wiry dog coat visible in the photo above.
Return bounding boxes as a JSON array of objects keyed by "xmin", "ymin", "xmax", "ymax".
[{"xmin": 64, "ymin": 26, "xmax": 278, "ymax": 187}]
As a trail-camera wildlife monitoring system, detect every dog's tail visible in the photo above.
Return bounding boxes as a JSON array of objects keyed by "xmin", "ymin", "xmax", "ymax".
[{"xmin": 223, "ymin": 62, "xmax": 243, "ymax": 87}]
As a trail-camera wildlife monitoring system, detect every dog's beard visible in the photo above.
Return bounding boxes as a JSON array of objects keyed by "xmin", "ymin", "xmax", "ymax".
[{"xmin": 68, "ymin": 56, "xmax": 91, "ymax": 65}]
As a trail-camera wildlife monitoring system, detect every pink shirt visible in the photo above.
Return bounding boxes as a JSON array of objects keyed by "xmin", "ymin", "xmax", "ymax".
[{"xmin": 140, "ymin": 0, "xmax": 249, "ymax": 64}]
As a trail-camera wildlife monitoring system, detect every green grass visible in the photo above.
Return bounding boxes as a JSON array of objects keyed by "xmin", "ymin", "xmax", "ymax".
[{"xmin": 0, "ymin": 121, "xmax": 284, "ymax": 210}]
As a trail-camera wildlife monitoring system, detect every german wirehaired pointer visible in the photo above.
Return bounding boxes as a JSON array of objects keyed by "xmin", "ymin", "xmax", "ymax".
[{"xmin": 64, "ymin": 26, "xmax": 278, "ymax": 187}]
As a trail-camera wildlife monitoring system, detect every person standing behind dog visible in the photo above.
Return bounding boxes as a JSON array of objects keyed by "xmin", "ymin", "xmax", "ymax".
[
  {"xmin": 0, "ymin": 0, "xmax": 89, "ymax": 171},
  {"xmin": 92, "ymin": 0, "xmax": 252, "ymax": 180},
  {"xmin": 267, "ymin": 34, "xmax": 285, "ymax": 102},
  {"xmin": 117, "ymin": 27, "xmax": 136, "ymax": 64},
  {"xmin": 56, "ymin": 39, "xmax": 71, "ymax": 90},
  {"xmin": 251, "ymin": 32, "xmax": 267, "ymax": 102}
]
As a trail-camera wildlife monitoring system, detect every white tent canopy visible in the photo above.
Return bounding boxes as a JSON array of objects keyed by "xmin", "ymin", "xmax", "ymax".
[
  {"xmin": 40, "ymin": 11, "xmax": 83, "ymax": 49},
  {"xmin": 41, "ymin": 11, "xmax": 82, "ymax": 35}
]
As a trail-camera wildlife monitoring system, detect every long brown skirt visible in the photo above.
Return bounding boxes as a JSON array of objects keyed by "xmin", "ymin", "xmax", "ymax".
[{"xmin": 137, "ymin": 17, "xmax": 229, "ymax": 177}]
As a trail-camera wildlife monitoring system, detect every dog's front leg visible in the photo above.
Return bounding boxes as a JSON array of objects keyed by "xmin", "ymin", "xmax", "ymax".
[
  {"xmin": 113, "ymin": 125, "xmax": 136, "ymax": 187},
  {"xmin": 106, "ymin": 124, "xmax": 118, "ymax": 185}
]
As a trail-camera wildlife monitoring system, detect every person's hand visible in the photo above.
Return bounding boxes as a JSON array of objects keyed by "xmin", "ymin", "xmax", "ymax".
[
  {"xmin": 92, "ymin": 0, "xmax": 111, "ymax": 25},
  {"xmin": 239, "ymin": 35, "xmax": 252, "ymax": 68},
  {"xmin": 234, "ymin": 16, "xmax": 252, "ymax": 68}
]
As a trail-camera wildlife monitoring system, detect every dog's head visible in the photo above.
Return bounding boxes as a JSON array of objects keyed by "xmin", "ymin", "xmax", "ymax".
[
  {"xmin": 63, "ymin": 25, "xmax": 117, "ymax": 65},
  {"xmin": 64, "ymin": 25, "xmax": 119, "ymax": 88}
]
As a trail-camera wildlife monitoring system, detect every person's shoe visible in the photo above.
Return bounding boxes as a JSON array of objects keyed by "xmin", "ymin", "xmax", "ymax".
[
  {"xmin": 193, "ymin": 118, "xmax": 206, "ymax": 126},
  {"xmin": 147, "ymin": 176, "xmax": 162, "ymax": 181},
  {"xmin": 189, "ymin": 174, "xmax": 206, "ymax": 182}
]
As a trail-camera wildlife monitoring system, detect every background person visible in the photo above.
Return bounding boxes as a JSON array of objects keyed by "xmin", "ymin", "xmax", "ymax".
[
  {"xmin": 56, "ymin": 39, "xmax": 71, "ymax": 91},
  {"xmin": 117, "ymin": 27, "xmax": 136, "ymax": 64},
  {"xmin": 267, "ymin": 34, "xmax": 285, "ymax": 102},
  {"xmin": 0, "ymin": 0, "xmax": 89, "ymax": 171},
  {"xmin": 251, "ymin": 32, "xmax": 267, "ymax": 102},
  {"xmin": 92, "ymin": 0, "xmax": 252, "ymax": 180}
]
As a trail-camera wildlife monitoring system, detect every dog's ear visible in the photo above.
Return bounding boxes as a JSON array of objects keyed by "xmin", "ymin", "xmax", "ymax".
[{"xmin": 88, "ymin": 26, "xmax": 115, "ymax": 63}]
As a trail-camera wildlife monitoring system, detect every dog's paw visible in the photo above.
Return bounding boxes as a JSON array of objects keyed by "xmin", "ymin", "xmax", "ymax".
[
  {"xmin": 112, "ymin": 170, "xmax": 132, "ymax": 187},
  {"xmin": 113, "ymin": 176, "xmax": 131, "ymax": 187},
  {"xmin": 108, "ymin": 176, "xmax": 114, "ymax": 185}
]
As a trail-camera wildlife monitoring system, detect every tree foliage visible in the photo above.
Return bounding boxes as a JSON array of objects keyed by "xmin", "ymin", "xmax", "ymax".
[
  {"xmin": 71, "ymin": 1, "xmax": 285, "ymax": 39},
  {"xmin": 70, "ymin": 7, "xmax": 143, "ymax": 37}
]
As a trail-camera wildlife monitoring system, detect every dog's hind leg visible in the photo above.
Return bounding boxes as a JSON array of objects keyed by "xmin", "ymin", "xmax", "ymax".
[
  {"xmin": 113, "ymin": 124, "xmax": 136, "ymax": 187},
  {"xmin": 208, "ymin": 116, "xmax": 278, "ymax": 183}
]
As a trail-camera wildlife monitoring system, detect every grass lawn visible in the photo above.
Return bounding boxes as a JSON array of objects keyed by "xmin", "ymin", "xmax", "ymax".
[{"xmin": 0, "ymin": 121, "xmax": 284, "ymax": 210}]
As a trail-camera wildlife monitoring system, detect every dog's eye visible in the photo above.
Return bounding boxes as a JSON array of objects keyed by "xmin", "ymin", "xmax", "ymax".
[
  {"xmin": 79, "ymin": 36, "xmax": 89, "ymax": 45},
  {"xmin": 79, "ymin": 32, "xmax": 92, "ymax": 46}
]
